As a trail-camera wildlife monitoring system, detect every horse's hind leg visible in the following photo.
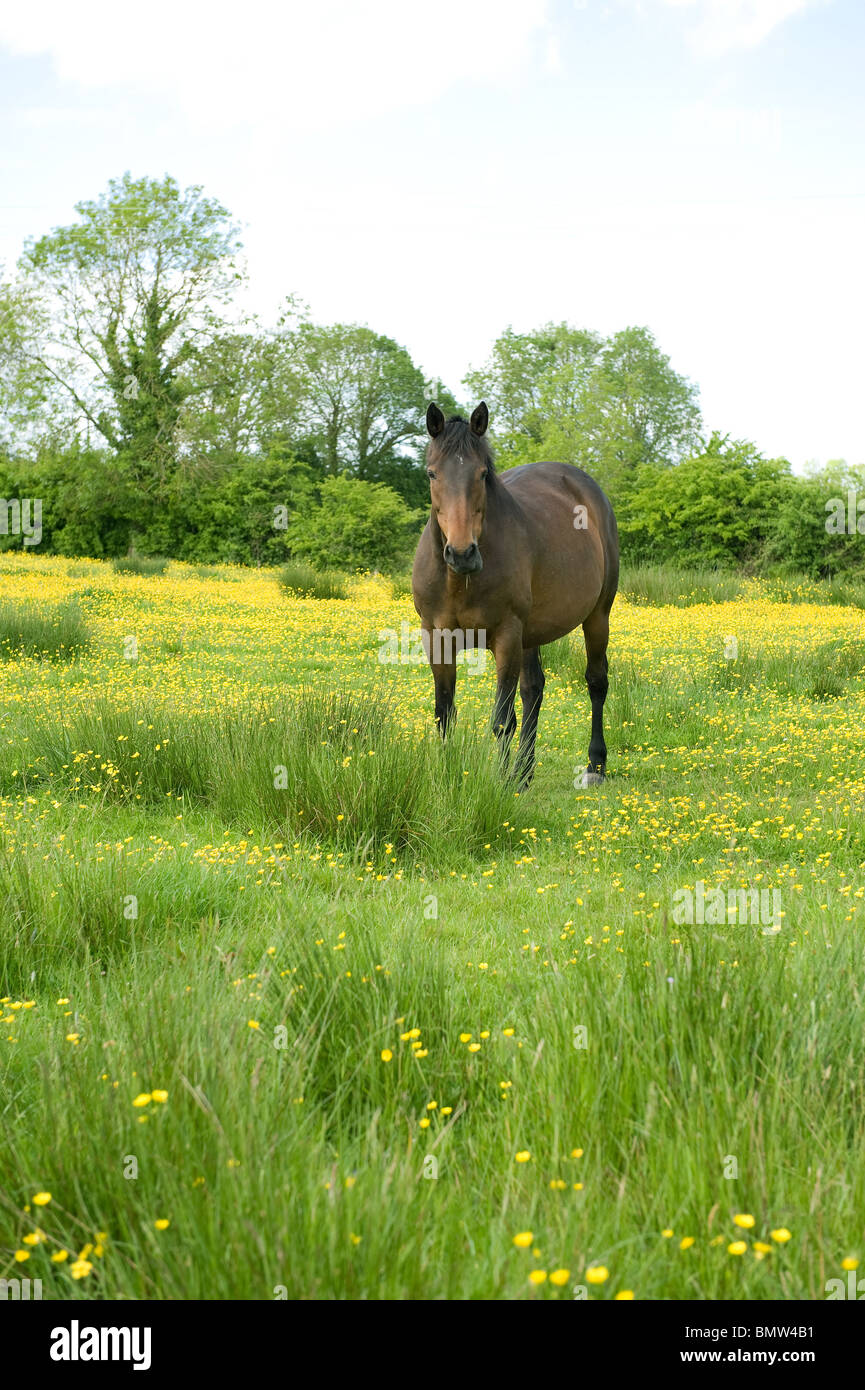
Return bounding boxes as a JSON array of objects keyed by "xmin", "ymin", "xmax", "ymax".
[
  {"xmin": 581, "ymin": 608, "xmax": 610, "ymax": 786},
  {"xmin": 515, "ymin": 647, "xmax": 545, "ymax": 788}
]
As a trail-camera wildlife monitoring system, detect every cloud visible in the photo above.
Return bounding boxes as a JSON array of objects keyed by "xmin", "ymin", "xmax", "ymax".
[
  {"xmin": 0, "ymin": 0, "xmax": 552, "ymax": 132},
  {"xmin": 662, "ymin": 0, "xmax": 827, "ymax": 56}
]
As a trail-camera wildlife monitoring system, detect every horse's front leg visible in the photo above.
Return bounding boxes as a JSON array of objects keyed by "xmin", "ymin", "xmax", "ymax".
[
  {"xmin": 491, "ymin": 623, "xmax": 522, "ymax": 769},
  {"xmin": 515, "ymin": 646, "xmax": 545, "ymax": 788},
  {"xmin": 427, "ymin": 633, "xmax": 457, "ymax": 738}
]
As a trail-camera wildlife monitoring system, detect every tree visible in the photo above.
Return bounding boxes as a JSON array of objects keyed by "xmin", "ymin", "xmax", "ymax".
[
  {"xmin": 287, "ymin": 322, "xmax": 428, "ymax": 479},
  {"xmin": 464, "ymin": 322, "xmax": 701, "ymax": 495},
  {"xmin": 175, "ymin": 328, "xmax": 297, "ymax": 477},
  {"xmin": 14, "ymin": 173, "xmax": 243, "ymax": 493}
]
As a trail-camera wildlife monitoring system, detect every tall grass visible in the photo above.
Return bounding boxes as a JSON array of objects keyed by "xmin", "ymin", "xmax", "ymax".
[
  {"xmin": 0, "ymin": 598, "xmax": 92, "ymax": 661},
  {"xmin": 278, "ymin": 561, "xmax": 348, "ymax": 600},
  {"xmin": 619, "ymin": 565, "xmax": 746, "ymax": 607},
  {"xmin": 3, "ymin": 690, "xmax": 515, "ymax": 861},
  {"xmin": 112, "ymin": 553, "xmax": 170, "ymax": 577}
]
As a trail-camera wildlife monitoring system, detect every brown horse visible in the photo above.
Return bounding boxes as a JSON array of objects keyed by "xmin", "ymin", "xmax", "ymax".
[{"xmin": 412, "ymin": 402, "xmax": 619, "ymax": 787}]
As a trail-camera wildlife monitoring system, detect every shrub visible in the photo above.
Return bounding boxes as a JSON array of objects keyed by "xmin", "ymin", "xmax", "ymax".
[{"xmin": 288, "ymin": 476, "xmax": 422, "ymax": 571}]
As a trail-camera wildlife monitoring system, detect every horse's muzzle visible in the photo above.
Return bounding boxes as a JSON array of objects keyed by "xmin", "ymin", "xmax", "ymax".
[{"xmin": 443, "ymin": 541, "xmax": 483, "ymax": 575}]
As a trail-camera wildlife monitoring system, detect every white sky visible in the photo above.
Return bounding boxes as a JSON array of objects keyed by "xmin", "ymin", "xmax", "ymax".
[{"xmin": 0, "ymin": 0, "xmax": 862, "ymax": 467}]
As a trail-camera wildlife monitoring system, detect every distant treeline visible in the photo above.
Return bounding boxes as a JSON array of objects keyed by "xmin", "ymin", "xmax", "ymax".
[{"xmin": 1, "ymin": 173, "xmax": 862, "ymax": 575}]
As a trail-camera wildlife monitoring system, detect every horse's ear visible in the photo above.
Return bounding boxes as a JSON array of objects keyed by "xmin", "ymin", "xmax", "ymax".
[
  {"xmin": 426, "ymin": 402, "xmax": 445, "ymax": 438},
  {"xmin": 470, "ymin": 401, "xmax": 489, "ymax": 437}
]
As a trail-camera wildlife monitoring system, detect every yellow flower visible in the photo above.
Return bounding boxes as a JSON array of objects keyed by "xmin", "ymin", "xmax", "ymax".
[
  {"xmin": 247, "ymin": 1019, "xmax": 260, "ymax": 1029},
  {"xmin": 770, "ymin": 1228, "xmax": 792, "ymax": 1243},
  {"xmin": 380, "ymin": 1049, "xmax": 392, "ymax": 1062},
  {"xmin": 32, "ymin": 1191, "xmax": 52, "ymax": 1206},
  {"xmin": 22, "ymin": 1232, "xmax": 41, "ymax": 1246},
  {"xmin": 132, "ymin": 1092, "xmax": 152, "ymax": 1107},
  {"xmin": 70, "ymin": 1259, "xmax": 93, "ymax": 1280},
  {"xmin": 513, "ymin": 1231, "xmax": 533, "ymax": 1248},
  {"xmin": 468, "ymin": 1043, "xmax": 481, "ymax": 1053},
  {"xmin": 350, "ymin": 1233, "xmax": 361, "ymax": 1245},
  {"xmin": 727, "ymin": 1241, "xmax": 748, "ymax": 1255},
  {"xmin": 679, "ymin": 1236, "xmax": 695, "ymax": 1250},
  {"xmin": 733, "ymin": 1213, "xmax": 755, "ymax": 1229},
  {"xmin": 151, "ymin": 1089, "xmax": 168, "ymax": 1103},
  {"xmin": 841, "ymin": 1257, "xmax": 860, "ymax": 1271},
  {"xmin": 440, "ymin": 1106, "xmax": 452, "ymax": 1115},
  {"xmin": 154, "ymin": 1219, "xmax": 170, "ymax": 1230},
  {"xmin": 459, "ymin": 1033, "xmax": 472, "ymax": 1043},
  {"xmin": 614, "ymin": 1290, "xmax": 635, "ymax": 1300},
  {"xmin": 515, "ymin": 1150, "xmax": 531, "ymax": 1163},
  {"xmin": 529, "ymin": 1269, "xmax": 547, "ymax": 1285},
  {"xmin": 661, "ymin": 1228, "xmax": 674, "ymax": 1238},
  {"xmin": 571, "ymin": 1148, "xmax": 584, "ymax": 1158},
  {"xmin": 51, "ymin": 1250, "xmax": 69, "ymax": 1263},
  {"xmin": 549, "ymin": 1269, "xmax": 570, "ymax": 1286},
  {"xmin": 502, "ymin": 1027, "xmax": 515, "ymax": 1036},
  {"xmin": 586, "ymin": 1265, "xmax": 609, "ymax": 1284},
  {"xmin": 754, "ymin": 1242, "xmax": 772, "ymax": 1254},
  {"xmin": 13, "ymin": 1249, "xmax": 29, "ymax": 1262},
  {"xmin": 419, "ymin": 1117, "xmax": 430, "ymax": 1129}
]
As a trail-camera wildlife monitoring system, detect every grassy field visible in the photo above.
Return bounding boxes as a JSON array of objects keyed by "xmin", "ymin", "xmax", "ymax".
[{"xmin": 1, "ymin": 551, "xmax": 864, "ymax": 1301}]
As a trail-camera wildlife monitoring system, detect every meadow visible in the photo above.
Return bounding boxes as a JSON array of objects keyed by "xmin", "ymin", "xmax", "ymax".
[{"xmin": 1, "ymin": 551, "xmax": 864, "ymax": 1300}]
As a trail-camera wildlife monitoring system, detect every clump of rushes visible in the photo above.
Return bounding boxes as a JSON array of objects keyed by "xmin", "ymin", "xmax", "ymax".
[
  {"xmin": 0, "ymin": 598, "xmax": 91, "ymax": 661},
  {"xmin": 278, "ymin": 562, "xmax": 347, "ymax": 600}
]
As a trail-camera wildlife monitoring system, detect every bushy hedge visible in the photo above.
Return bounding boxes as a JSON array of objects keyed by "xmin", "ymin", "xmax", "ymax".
[{"xmin": 2, "ymin": 432, "xmax": 864, "ymax": 579}]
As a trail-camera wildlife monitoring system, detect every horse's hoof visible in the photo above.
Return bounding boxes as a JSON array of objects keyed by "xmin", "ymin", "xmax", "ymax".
[{"xmin": 579, "ymin": 771, "xmax": 605, "ymax": 788}]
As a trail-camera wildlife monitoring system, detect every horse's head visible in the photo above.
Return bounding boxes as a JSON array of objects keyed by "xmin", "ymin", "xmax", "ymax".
[{"xmin": 425, "ymin": 402, "xmax": 492, "ymax": 575}]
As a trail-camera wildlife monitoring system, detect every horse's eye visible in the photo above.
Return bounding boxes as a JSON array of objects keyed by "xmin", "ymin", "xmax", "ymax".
[{"xmin": 427, "ymin": 471, "xmax": 436, "ymax": 480}]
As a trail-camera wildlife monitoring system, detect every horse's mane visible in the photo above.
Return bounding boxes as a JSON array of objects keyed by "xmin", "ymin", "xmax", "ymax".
[{"xmin": 436, "ymin": 415, "xmax": 496, "ymax": 473}]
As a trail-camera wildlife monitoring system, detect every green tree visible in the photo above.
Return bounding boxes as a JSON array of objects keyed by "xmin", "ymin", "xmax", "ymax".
[
  {"xmin": 15, "ymin": 173, "xmax": 243, "ymax": 494},
  {"xmin": 288, "ymin": 322, "xmax": 427, "ymax": 479},
  {"xmin": 465, "ymin": 322, "xmax": 701, "ymax": 494}
]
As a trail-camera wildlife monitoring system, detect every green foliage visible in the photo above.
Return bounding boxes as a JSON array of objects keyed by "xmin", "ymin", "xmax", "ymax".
[
  {"xmin": 465, "ymin": 322, "xmax": 701, "ymax": 493},
  {"xmin": 288, "ymin": 474, "xmax": 423, "ymax": 571},
  {"xmin": 620, "ymin": 433, "xmax": 792, "ymax": 567},
  {"xmin": 288, "ymin": 322, "xmax": 428, "ymax": 478},
  {"xmin": 16, "ymin": 173, "xmax": 243, "ymax": 490}
]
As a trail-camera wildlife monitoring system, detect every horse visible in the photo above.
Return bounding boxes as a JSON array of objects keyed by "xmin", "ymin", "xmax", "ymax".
[{"xmin": 411, "ymin": 401, "xmax": 619, "ymax": 787}]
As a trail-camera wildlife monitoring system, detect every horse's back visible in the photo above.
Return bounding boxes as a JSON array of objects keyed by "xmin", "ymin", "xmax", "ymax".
[{"xmin": 500, "ymin": 460, "xmax": 618, "ymax": 612}]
